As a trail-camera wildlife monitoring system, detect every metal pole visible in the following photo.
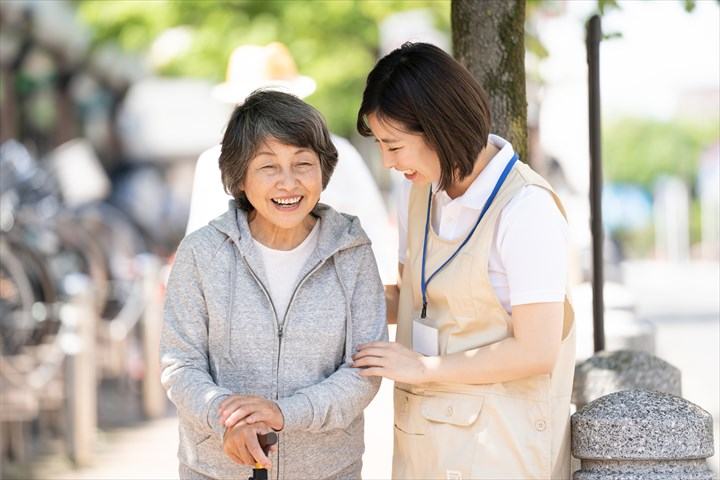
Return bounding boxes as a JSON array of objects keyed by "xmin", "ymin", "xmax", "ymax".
[
  {"xmin": 62, "ymin": 273, "xmax": 97, "ymax": 466},
  {"xmin": 587, "ymin": 15, "xmax": 605, "ymax": 352}
]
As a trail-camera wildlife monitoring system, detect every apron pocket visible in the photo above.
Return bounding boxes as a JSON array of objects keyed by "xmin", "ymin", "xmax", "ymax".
[
  {"xmin": 422, "ymin": 392, "xmax": 484, "ymax": 479},
  {"xmin": 393, "ymin": 387, "xmax": 431, "ymax": 479},
  {"xmin": 393, "ymin": 389, "xmax": 485, "ymax": 480},
  {"xmin": 394, "ymin": 387, "xmax": 425, "ymax": 435}
]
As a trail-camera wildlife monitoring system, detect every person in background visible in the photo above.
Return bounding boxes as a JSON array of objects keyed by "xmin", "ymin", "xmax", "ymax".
[
  {"xmin": 185, "ymin": 42, "xmax": 397, "ymax": 284},
  {"xmin": 352, "ymin": 42, "xmax": 576, "ymax": 479},
  {"xmin": 161, "ymin": 89, "xmax": 387, "ymax": 479}
]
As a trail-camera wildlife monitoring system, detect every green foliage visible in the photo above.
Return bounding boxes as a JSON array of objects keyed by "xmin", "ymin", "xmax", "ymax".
[
  {"xmin": 602, "ymin": 118, "xmax": 720, "ymax": 190},
  {"xmin": 602, "ymin": 117, "xmax": 718, "ymax": 257},
  {"xmin": 73, "ymin": 0, "xmax": 450, "ymax": 138},
  {"xmin": 597, "ymin": 0, "xmax": 620, "ymax": 16},
  {"xmin": 524, "ymin": 1, "xmax": 551, "ymax": 60},
  {"xmin": 689, "ymin": 198, "xmax": 703, "ymax": 245}
]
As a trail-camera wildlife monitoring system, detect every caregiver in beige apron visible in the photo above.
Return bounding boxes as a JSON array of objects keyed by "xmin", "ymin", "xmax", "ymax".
[{"xmin": 353, "ymin": 42, "xmax": 576, "ymax": 480}]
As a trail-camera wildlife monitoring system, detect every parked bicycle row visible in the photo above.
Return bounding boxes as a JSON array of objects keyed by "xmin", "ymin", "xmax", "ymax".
[{"xmin": 0, "ymin": 138, "xmax": 167, "ymax": 472}]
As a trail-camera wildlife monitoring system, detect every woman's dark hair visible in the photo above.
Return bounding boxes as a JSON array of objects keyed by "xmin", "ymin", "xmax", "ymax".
[
  {"xmin": 357, "ymin": 42, "xmax": 492, "ymax": 191},
  {"xmin": 219, "ymin": 89, "xmax": 338, "ymax": 211}
]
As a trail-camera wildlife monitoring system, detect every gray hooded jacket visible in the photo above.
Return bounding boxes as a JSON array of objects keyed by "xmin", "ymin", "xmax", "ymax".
[{"xmin": 160, "ymin": 204, "xmax": 388, "ymax": 479}]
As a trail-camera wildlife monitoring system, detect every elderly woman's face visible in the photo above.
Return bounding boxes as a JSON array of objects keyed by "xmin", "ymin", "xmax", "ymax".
[{"xmin": 241, "ymin": 138, "xmax": 322, "ymax": 238}]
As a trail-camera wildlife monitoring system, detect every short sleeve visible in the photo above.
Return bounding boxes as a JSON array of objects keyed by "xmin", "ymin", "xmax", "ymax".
[{"xmin": 496, "ymin": 185, "xmax": 569, "ymax": 306}]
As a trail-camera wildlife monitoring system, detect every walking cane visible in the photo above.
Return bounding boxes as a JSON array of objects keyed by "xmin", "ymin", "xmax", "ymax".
[{"xmin": 249, "ymin": 431, "xmax": 278, "ymax": 480}]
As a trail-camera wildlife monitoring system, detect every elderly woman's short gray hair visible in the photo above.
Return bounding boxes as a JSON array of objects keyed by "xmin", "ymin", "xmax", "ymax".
[{"xmin": 219, "ymin": 89, "xmax": 338, "ymax": 212}]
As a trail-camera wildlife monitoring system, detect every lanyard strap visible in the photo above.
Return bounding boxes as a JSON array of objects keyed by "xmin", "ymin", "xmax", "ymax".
[{"xmin": 420, "ymin": 152, "xmax": 518, "ymax": 318}]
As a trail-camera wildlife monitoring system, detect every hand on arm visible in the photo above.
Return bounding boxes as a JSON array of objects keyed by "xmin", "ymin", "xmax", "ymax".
[{"xmin": 353, "ymin": 302, "xmax": 564, "ymax": 385}]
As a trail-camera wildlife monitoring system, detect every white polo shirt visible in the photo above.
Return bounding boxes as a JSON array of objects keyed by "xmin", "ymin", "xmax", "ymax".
[{"xmin": 397, "ymin": 135, "xmax": 568, "ymax": 314}]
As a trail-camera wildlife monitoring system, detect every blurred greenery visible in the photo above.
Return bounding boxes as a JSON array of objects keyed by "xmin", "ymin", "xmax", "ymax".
[
  {"xmin": 72, "ymin": 0, "xmax": 451, "ymax": 138},
  {"xmin": 70, "ymin": 0, "xmax": 564, "ymax": 139},
  {"xmin": 613, "ymin": 222, "xmax": 654, "ymax": 259},
  {"xmin": 603, "ymin": 118, "xmax": 719, "ymax": 190},
  {"xmin": 603, "ymin": 118, "xmax": 719, "ymax": 256},
  {"xmin": 615, "ymin": 197, "xmax": 709, "ymax": 259}
]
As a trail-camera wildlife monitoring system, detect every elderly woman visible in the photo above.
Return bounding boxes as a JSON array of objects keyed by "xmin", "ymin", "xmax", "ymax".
[{"xmin": 160, "ymin": 89, "xmax": 387, "ymax": 480}]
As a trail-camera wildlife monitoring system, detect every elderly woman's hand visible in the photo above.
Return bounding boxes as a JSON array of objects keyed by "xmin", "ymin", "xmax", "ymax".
[
  {"xmin": 222, "ymin": 420, "xmax": 276, "ymax": 468},
  {"xmin": 218, "ymin": 395, "xmax": 284, "ymax": 431}
]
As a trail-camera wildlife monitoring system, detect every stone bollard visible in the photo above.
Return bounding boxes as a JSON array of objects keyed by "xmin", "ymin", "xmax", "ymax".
[
  {"xmin": 572, "ymin": 389, "xmax": 715, "ymax": 479},
  {"xmin": 572, "ymin": 350, "xmax": 681, "ymax": 410}
]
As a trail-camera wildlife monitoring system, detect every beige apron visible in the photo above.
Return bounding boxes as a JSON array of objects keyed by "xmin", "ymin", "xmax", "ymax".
[{"xmin": 393, "ymin": 161, "xmax": 576, "ymax": 480}]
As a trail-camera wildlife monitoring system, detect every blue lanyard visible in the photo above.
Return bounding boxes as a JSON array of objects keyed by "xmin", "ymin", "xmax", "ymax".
[{"xmin": 420, "ymin": 153, "xmax": 518, "ymax": 318}]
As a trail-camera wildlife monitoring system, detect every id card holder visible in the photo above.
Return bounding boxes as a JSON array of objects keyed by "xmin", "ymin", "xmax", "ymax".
[{"xmin": 413, "ymin": 317, "xmax": 439, "ymax": 356}]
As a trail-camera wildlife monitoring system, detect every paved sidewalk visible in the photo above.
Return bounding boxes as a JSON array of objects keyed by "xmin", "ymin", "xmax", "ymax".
[
  {"xmin": 28, "ymin": 383, "xmax": 395, "ymax": 480},
  {"xmin": 29, "ymin": 414, "xmax": 180, "ymax": 480}
]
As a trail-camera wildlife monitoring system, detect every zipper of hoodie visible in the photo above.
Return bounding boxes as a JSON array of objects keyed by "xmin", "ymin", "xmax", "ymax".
[
  {"xmin": 280, "ymin": 259, "xmax": 325, "ymax": 327},
  {"xmin": 241, "ymin": 255, "xmax": 327, "ymax": 480},
  {"xmin": 241, "ymin": 255, "xmax": 282, "ymax": 360},
  {"xmin": 275, "ymin": 258, "xmax": 331, "ymax": 480},
  {"xmin": 240, "ymin": 255, "xmax": 282, "ymax": 480}
]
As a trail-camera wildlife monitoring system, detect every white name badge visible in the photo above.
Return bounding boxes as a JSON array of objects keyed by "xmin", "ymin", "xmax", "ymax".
[{"xmin": 412, "ymin": 319, "xmax": 439, "ymax": 356}]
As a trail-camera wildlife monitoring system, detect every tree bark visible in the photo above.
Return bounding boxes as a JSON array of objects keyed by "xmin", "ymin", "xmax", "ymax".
[{"xmin": 451, "ymin": 0, "xmax": 527, "ymax": 162}]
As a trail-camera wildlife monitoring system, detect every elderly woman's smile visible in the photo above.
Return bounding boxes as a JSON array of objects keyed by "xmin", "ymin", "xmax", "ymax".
[{"xmin": 272, "ymin": 195, "xmax": 303, "ymax": 207}]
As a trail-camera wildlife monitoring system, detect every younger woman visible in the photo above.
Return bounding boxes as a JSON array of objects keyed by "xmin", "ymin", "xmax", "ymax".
[{"xmin": 353, "ymin": 42, "xmax": 576, "ymax": 480}]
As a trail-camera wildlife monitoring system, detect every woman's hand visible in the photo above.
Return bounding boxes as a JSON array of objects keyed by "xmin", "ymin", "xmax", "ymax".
[
  {"xmin": 352, "ymin": 341, "xmax": 435, "ymax": 384},
  {"xmin": 218, "ymin": 395, "xmax": 284, "ymax": 431},
  {"xmin": 222, "ymin": 421, "xmax": 276, "ymax": 468}
]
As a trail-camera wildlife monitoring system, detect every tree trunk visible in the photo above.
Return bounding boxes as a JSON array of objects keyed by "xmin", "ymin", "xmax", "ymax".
[{"xmin": 451, "ymin": 0, "xmax": 527, "ymax": 162}]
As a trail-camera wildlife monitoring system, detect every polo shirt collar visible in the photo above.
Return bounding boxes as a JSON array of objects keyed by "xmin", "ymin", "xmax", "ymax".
[{"xmin": 432, "ymin": 135, "xmax": 516, "ymax": 210}]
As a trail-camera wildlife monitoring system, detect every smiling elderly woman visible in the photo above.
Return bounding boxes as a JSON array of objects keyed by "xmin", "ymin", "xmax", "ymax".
[{"xmin": 160, "ymin": 89, "xmax": 387, "ymax": 480}]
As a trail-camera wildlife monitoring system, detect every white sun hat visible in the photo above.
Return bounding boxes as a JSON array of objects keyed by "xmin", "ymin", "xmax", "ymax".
[{"xmin": 212, "ymin": 42, "xmax": 317, "ymax": 104}]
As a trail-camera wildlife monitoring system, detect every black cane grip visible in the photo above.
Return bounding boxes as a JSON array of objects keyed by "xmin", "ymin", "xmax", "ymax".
[{"xmin": 258, "ymin": 431, "xmax": 277, "ymax": 455}]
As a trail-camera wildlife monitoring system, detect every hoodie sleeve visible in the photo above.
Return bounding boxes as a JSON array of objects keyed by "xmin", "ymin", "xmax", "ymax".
[
  {"xmin": 275, "ymin": 243, "xmax": 388, "ymax": 432},
  {"xmin": 159, "ymin": 237, "xmax": 232, "ymax": 441}
]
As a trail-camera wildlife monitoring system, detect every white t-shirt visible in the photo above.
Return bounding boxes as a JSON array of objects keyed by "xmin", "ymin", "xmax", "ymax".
[
  {"xmin": 252, "ymin": 220, "xmax": 320, "ymax": 323},
  {"xmin": 397, "ymin": 135, "xmax": 568, "ymax": 313},
  {"xmin": 185, "ymin": 135, "xmax": 397, "ymax": 284}
]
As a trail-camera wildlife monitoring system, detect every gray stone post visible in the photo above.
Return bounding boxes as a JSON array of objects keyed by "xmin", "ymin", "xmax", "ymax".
[
  {"xmin": 572, "ymin": 389, "xmax": 715, "ymax": 479},
  {"xmin": 572, "ymin": 350, "xmax": 681, "ymax": 411}
]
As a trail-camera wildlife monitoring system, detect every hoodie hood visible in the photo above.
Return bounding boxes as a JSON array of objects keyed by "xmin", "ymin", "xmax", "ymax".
[{"xmin": 206, "ymin": 201, "xmax": 376, "ymax": 374}]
